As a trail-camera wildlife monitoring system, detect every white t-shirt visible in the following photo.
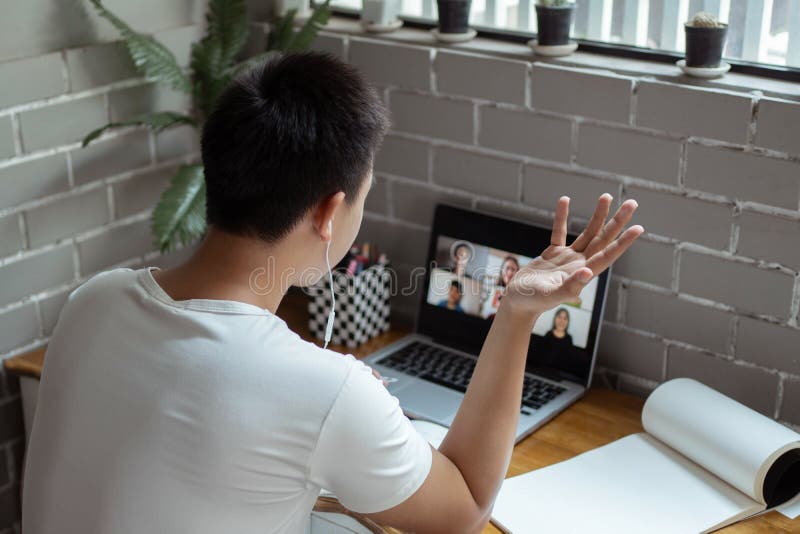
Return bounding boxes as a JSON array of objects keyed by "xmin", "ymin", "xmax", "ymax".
[{"xmin": 22, "ymin": 268, "xmax": 432, "ymax": 534}]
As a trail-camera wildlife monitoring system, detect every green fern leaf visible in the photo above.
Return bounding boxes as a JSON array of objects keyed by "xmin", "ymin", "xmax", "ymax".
[
  {"xmin": 88, "ymin": 0, "xmax": 191, "ymax": 93},
  {"xmin": 286, "ymin": 0, "xmax": 332, "ymax": 52},
  {"xmin": 152, "ymin": 164, "xmax": 207, "ymax": 252},
  {"xmin": 206, "ymin": 0, "xmax": 248, "ymax": 67},
  {"xmin": 82, "ymin": 111, "xmax": 197, "ymax": 147},
  {"xmin": 190, "ymin": 37, "xmax": 232, "ymax": 118},
  {"xmin": 267, "ymin": 9, "xmax": 297, "ymax": 51}
]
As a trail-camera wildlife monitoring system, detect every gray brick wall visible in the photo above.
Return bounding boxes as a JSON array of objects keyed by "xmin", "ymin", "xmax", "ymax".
[
  {"xmin": 306, "ymin": 27, "xmax": 800, "ymax": 432},
  {"xmin": 0, "ymin": 1, "xmax": 205, "ymax": 529}
]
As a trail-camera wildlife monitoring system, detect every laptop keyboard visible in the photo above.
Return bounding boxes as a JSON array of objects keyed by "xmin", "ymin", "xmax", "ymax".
[{"xmin": 377, "ymin": 341, "xmax": 567, "ymax": 410}]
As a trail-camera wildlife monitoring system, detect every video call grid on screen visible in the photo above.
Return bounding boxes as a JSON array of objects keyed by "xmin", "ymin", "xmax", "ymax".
[{"xmin": 425, "ymin": 235, "xmax": 598, "ymax": 349}]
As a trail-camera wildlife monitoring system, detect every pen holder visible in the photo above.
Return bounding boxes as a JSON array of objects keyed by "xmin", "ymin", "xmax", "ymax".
[{"xmin": 307, "ymin": 264, "xmax": 392, "ymax": 349}]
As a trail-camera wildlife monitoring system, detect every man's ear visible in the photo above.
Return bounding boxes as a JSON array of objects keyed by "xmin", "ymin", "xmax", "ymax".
[{"xmin": 313, "ymin": 191, "xmax": 346, "ymax": 242}]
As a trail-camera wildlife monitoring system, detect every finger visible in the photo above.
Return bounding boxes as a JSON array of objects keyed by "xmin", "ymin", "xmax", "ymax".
[
  {"xmin": 571, "ymin": 193, "xmax": 613, "ymax": 252},
  {"xmin": 585, "ymin": 225, "xmax": 645, "ymax": 274},
  {"xmin": 584, "ymin": 199, "xmax": 638, "ymax": 257},
  {"xmin": 559, "ymin": 267, "xmax": 594, "ymax": 297},
  {"xmin": 550, "ymin": 196, "xmax": 570, "ymax": 247}
]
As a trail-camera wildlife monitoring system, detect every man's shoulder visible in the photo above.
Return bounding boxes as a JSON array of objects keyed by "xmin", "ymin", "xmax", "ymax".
[{"xmin": 67, "ymin": 268, "xmax": 138, "ymax": 304}]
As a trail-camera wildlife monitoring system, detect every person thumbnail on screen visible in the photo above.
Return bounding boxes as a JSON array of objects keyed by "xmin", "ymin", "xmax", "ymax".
[{"xmin": 437, "ymin": 279, "xmax": 465, "ymax": 313}]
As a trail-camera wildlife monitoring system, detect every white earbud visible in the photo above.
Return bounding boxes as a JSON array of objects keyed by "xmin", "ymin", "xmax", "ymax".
[{"xmin": 323, "ymin": 220, "xmax": 335, "ymax": 349}]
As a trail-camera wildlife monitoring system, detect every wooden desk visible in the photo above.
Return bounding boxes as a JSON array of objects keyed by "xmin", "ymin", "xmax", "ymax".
[{"xmin": 5, "ymin": 291, "xmax": 798, "ymax": 533}]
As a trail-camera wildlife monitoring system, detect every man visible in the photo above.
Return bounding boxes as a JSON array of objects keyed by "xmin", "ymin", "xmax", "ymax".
[
  {"xmin": 22, "ymin": 52, "xmax": 642, "ymax": 533},
  {"xmin": 438, "ymin": 279, "xmax": 465, "ymax": 312}
]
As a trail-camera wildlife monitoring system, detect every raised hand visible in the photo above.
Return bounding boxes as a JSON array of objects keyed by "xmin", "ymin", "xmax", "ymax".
[{"xmin": 503, "ymin": 194, "xmax": 643, "ymax": 317}]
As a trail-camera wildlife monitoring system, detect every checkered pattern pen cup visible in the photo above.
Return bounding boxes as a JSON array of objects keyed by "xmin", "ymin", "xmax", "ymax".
[{"xmin": 308, "ymin": 264, "xmax": 391, "ymax": 348}]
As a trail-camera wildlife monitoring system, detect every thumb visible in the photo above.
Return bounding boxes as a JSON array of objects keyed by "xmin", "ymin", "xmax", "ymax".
[{"xmin": 560, "ymin": 267, "xmax": 593, "ymax": 297}]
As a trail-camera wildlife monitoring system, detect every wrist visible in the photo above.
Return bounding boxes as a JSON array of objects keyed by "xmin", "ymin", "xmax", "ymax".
[{"xmin": 496, "ymin": 299, "xmax": 540, "ymax": 331}]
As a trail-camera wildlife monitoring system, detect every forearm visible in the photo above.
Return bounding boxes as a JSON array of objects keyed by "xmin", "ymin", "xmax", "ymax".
[{"xmin": 438, "ymin": 302, "xmax": 539, "ymax": 512}]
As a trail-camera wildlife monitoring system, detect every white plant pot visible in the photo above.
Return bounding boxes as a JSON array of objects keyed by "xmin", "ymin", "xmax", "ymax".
[
  {"xmin": 361, "ymin": 0, "xmax": 402, "ymax": 27},
  {"xmin": 276, "ymin": 0, "xmax": 312, "ymax": 18}
]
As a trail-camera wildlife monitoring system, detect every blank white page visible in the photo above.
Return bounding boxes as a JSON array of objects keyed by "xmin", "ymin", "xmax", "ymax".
[{"xmin": 491, "ymin": 433, "xmax": 762, "ymax": 534}]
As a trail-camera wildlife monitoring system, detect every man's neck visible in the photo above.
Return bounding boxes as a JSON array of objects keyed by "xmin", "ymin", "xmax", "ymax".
[{"xmin": 152, "ymin": 228, "xmax": 296, "ymax": 313}]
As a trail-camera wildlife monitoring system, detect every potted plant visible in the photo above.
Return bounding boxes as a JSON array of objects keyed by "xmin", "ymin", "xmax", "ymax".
[
  {"xmin": 81, "ymin": 0, "xmax": 331, "ymax": 252},
  {"xmin": 531, "ymin": 0, "xmax": 577, "ymax": 56},
  {"xmin": 432, "ymin": 0, "xmax": 476, "ymax": 42},
  {"xmin": 680, "ymin": 12, "xmax": 729, "ymax": 77},
  {"xmin": 361, "ymin": 0, "xmax": 403, "ymax": 33}
]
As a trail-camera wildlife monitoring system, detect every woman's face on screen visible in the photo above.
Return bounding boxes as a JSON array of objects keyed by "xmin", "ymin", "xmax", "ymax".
[{"xmin": 554, "ymin": 310, "xmax": 569, "ymax": 332}]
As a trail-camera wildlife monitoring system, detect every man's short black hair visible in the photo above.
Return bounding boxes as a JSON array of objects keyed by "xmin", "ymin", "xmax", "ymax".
[{"xmin": 201, "ymin": 52, "xmax": 389, "ymax": 242}]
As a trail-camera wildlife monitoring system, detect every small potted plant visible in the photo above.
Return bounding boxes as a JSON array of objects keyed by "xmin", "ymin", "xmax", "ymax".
[
  {"xmin": 680, "ymin": 12, "xmax": 729, "ymax": 77},
  {"xmin": 361, "ymin": 0, "xmax": 403, "ymax": 33},
  {"xmin": 530, "ymin": 0, "xmax": 577, "ymax": 56},
  {"xmin": 432, "ymin": 0, "xmax": 476, "ymax": 42}
]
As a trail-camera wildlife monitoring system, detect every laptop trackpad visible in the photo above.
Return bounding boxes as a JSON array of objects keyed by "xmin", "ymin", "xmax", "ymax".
[{"xmin": 397, "ymin": 380, "xmax": 462, "ymax": 423}]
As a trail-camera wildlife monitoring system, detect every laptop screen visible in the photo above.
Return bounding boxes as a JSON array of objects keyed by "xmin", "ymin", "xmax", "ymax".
[{"xmin": 417, "ymin": 205, "xmax": 610, "ymax": 387}]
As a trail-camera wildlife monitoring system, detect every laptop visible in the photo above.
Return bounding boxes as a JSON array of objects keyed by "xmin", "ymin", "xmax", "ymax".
[{"xmin": 363, "ymin": 204, "xmax": 611, "ymax": 443}]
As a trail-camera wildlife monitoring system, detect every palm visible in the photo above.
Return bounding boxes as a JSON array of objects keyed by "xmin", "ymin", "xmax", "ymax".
[{"xmin": 505, "ymin": 195, "xmax": 643, "ymax": 316}]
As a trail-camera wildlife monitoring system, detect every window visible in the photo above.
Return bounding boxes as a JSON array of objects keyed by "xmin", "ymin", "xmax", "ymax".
[{"xmin": 330, "ymin": 0, "xmax": 800, "ymax": 74}]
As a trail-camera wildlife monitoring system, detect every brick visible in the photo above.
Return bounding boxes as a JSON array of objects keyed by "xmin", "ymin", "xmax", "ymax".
[
  {"xmin": 364, "ymin": 175, "xmax": 388, "ymax": 214},
  {"xmin": 522, "ymin": 165, "xmax": 619, "ymax": 219},
  {"xmin": 153, "ymin": 24, "xmax": 202, "ymax": 68},
  {"xmin": 530, "ymin": 64, "xmax": 633, "ymax": 124},
  {"xmin": 736, "ymin": 317, "xmax": 800, "ymax": 375},
  {"xmin": 109, "ymin": 83, "xmax": 191, "ymax": 122},
  {"xmin": 436, "ymin": 51, "xmax": 527, "ymax": 105},
  {"xmin": 392, "ymin": 180, "xmax": 472, "ymax": 226},
  {"xmin": 433, "ymin": 146, "xmax": 520, "ymax": 201},
  {"xmin": 18, "ymin": 95, "xmax": 107, "ymax": 153},
  {"xmin": 0, "ymin": 116, "xmax": 14, "ymax": 159},
  {"xmin": 155, "ymin": 125, "xmax": 199, "ymax": 162},
  {"xmin": 113, "ymin": 166, "xmax": 173, "ymax": 218},
  {"xmin": 38, "ymin": 288, "xmax": 71, "ymax": 336},
  {"xmin": 625, "ymin": 286, "xmax": 732, "ymax": 353},
  {"xmin": 0, "ymin": 52, "xmax": 65, "ymax": 108},
  {"xmin": 349, "ymin": 39, "xmax": 430, "ymax": 90},
  {"xmin": 71, "ymin": 131, "xmax": 152, "ymax": 186},
  {"xmin": 596, "ymin": 324, "xmax": 664, "ymax": 381},
  {"xmin": 0, "ymin": 215, "xmax": 22, "ymax": 258},
  {"xmin": 603, "ymin": 278, "xmax": 622, "ymax": 322},
  {"xmin": 0, "ymin": 304, "xmax": 39, "ymax": 354},
  {"xmin": 667, "ymin": 345, "xmax": 778, "ymax": 416},
  {"xmin": 737, "ymin": 211, "xmax": 800, "ymax": 269},
  {"xmin": 310, "ymin": 32, "xmax": 346, "ymax": 59},
  {"xmin": 577, "ymin": 124, "xmax": 681, "ymax": 184},
  {"xmin": 636, "ymin": 82, "xmax": 752, "ymax": 144},
  {"xmin": 374, "ymin": 135, "xmax": 429, "ymax": 181},
  {"xmin": 680, "ymin": 251, "xmax": 795, "ymax": 318},
  {"xmin": 357, "ymin": 217, "xmax": 429, "ymax": 267},
  {"xmin": 25, "ymin": 187, "xmax": 110, "ymax": 247},
  {"xmin": 0, "ymin": 154, "xmax": 69, "ymax": 210},
  {"xmin": 0, "ymin": 245, "xmax": 74, "ymax": 306},
  {"xmin": 389, "ymin": 91, "xmax": 473, "ymax": 143},
  {"xmin": 612, "ymin": 238, "xmax": 674, "ymax": 287},
  {"xmin": 685, "ymin": 144, "xmax": 800, "ymax": 210},
  {"xmin": 754, "ymin": 98, "xmax": 800, "ymax": 155},
  {"xmin": 78, "ymin": 219, "xmax": 154, "ymax": 275},
  {"xmin": 478, "ymin": 106, "xmax": 571, "ymax": 162},
  {"xmin": 65, "ymin": 42, "xmax": 138, "ymax": 92},
  {"xmin": 473, "ymin": 199, "xmax": 554, "ymax": 229},
  {"xmin": 781, "ymin": 379, "xmax": 800, "ymax": 424},
  {"xmin": 625, "ymin": 186, "xmax": 732, "ymax": 249}
]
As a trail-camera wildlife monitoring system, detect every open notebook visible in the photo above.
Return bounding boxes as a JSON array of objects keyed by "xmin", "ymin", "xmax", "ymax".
[{"xmin": 491, "ymin": 378, "xmax": 800, "ymax": 534}]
